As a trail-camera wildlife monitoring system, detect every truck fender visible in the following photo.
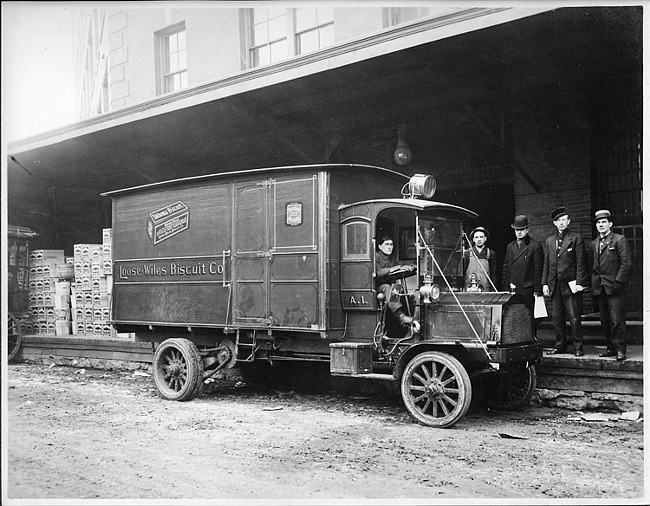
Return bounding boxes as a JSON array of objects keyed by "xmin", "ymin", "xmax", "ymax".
[{"xmin": 392, "ymin": 342, "xmax": 468, "ymax": 382}]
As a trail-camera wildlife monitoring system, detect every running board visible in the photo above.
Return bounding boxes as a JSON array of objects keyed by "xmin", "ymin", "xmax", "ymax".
[{"xmin": 330, "ymin": 372, "xmax": 394, "ymax": 381}]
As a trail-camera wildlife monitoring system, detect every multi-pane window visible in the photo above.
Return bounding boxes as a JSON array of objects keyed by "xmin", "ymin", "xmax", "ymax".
[
  {"xmin": 162, "ymin": 27, "xmax": 187, "ymax": 93},
  {"xmin": 250, "ymin": 8, "xmax": 288, "ymax": 67},
  {"xmin": 248, "ymin": 8, "xmax": 334, "ymax": 67},
  {"xmin": 295, "ymin": 7, "xmax": 334, "ymax": 54}
]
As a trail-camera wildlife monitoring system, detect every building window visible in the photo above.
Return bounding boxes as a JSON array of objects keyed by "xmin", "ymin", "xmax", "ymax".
[
  {"xmin": 249, "ymin": 8, "xmax": 288, "ymax": 66},
  {"xmin": 160, "ymin": 24, "xmax": 187, "ymax": 93},
  {"xmin": 295, "ymin": 7, "xmax": 333, "ymax": 54},
  {"xmin": 248, "ymin": 8, "xmax": 334, "ymax": 67}
]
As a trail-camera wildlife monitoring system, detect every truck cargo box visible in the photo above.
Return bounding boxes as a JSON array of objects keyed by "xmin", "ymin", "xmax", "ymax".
[{"xmin": 103, "ymin": 164, "xmax": 406, "ymax": 335}]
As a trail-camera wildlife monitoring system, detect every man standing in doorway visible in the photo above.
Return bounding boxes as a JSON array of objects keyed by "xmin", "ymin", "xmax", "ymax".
[
  {"xmin": 463, "ymin": 227, "xmax": 498, "ymax": 291},
  {"xmin": 590, "ymin": 210, "xmax": 632, "ymax": 361},
  {"xmin": 502, "ymin": 215, "xmax": 544, "ymax": 327},
  {"xmin": 542, "ymin": 207, "xmax": 588, "ymax": 356}
]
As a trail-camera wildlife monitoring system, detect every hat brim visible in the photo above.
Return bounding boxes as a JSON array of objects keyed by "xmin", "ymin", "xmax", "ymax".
[{"xmin": 511, "ymin": 225, "xmax": 528, "ymax": 230}]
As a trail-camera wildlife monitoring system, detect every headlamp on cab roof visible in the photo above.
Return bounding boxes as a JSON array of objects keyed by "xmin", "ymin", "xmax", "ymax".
[{"xmin": 403, "ymin": 174, "xmax": 436, "ymax": 199}]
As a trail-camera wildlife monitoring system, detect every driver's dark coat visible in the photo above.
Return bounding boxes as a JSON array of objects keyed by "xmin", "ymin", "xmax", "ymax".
[{"xmin": 375, "ymin": 250, "xmax": 397, "ymax": 285}]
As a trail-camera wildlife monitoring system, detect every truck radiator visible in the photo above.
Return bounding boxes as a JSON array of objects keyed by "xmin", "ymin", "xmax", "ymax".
[{"xmin": 500, "ymin": 303, "xmax": 532, "ymax": 345}]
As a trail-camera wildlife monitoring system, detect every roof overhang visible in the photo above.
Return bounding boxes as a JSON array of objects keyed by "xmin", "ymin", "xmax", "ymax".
[{"xmin": 8, "ymin": 7, "xmax": 547, "ymax": 155}]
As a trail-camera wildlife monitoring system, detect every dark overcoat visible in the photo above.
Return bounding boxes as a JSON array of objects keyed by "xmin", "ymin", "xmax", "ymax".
[
  {"xmin": 542, "ymin": 229, "xmax": 589, "ymax": 296},
  {"xmin": 590, "ymin": 232, "xmax": 632, "ymax": 295},
  {"xmin": 502, "ymin": 235, "xmax": 544, "ymax": 295}
]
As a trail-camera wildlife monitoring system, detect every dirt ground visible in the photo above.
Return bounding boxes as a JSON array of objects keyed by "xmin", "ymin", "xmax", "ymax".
[{"xmin": 3, "ymin": 362, "xmax": 646, "ymax": 503}]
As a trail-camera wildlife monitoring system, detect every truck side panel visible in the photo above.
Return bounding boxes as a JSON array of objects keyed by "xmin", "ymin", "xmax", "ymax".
[{"xmin": 112, "ymin": 183, "xmax": 231, "ymax": 326}]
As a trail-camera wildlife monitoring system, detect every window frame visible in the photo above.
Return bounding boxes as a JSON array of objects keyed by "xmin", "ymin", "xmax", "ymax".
[
  {"xmin": 156, "ymin": 22, "xmax": 188, "ymax": 95},
  {"xmin": 342, "ymin": 220, "xmax": 371, "ymax": 261},
  {"xmin": 294, "ymin": 7, "xmax": 334, "ymax": 55},
  {"xmin": 246, "ymin": 7, "xmax": 335, "ymax": 68}
]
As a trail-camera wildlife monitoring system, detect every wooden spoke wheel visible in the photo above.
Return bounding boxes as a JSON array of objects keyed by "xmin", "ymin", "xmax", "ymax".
[
  {"xmin": 401, "ymin": 351, "xmax": 472, "ymax": 428},
  {"xmin": 153, "ymin": 338, "xmax": 204, "ymax": 401},
  {"xmin": 484, "ymin": 365, "xmax": 537, "ymax": 411},
  {"xmin": 7, "ymin": 312, "xmax": 22, "ymax": 362}
]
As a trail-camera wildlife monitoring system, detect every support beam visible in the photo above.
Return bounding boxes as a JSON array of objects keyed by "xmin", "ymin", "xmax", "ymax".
[{"xmin": 457, "ymin": 100, "xmax": 541, "ymax": 193}]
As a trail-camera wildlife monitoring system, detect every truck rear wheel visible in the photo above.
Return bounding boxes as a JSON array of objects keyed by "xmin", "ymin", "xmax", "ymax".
[
  {"xmin": 401, "ymin": 351, "xmax": 472, "ymax": 428},
  {"xmin": 153, "ymin": 338, "xmax": 203, "ymax": 401},
  {"xmin": 484, "ymin": 364, "xmax": 537, "ymax": 411}
]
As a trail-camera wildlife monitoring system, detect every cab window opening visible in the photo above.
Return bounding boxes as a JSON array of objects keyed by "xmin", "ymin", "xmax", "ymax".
[
  {"xmin": 342, "ymin": 221, "xmax": 370, "ymax": 260},
  {"xmin": 417, "ymin": 214, "xmax": 465, "ymax": 291}
]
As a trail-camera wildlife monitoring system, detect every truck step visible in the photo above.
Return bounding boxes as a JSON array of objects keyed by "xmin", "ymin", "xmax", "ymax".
[{"xmin": 330, "ymin": 372, "xmax": 394, "ymax": 381}]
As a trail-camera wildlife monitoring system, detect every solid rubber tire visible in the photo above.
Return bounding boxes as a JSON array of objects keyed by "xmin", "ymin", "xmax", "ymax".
[
  {"xmin": 153, "ymin": 338, "xmax": 204, "ymax": 401},
  {"xmin": 400, "ymin": 351, "xmax": 472, "ymax": 428}
]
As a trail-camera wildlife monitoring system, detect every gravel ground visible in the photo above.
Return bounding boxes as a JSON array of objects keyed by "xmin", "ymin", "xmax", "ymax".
[{"xmin": 4, "ymin": 362, "xmax": 646, "ymax": 503}]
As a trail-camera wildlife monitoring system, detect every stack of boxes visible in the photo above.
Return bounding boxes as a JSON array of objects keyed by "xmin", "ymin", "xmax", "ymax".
[
  {"xmin": 71, "ymin": 229, "xmax": 113, "ymax": 336},
  {"xmin": 27, "ymin": 249, "xmax": 73, "ymax": 335}
]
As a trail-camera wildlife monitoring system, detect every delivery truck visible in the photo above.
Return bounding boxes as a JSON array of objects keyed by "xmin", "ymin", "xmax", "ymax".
[{"xmin": 103, "ymin": 164, "xmax": 542, "ymax": 427}]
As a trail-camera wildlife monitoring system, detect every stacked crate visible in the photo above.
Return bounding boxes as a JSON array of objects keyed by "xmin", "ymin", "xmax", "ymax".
[
  {"xmin": 71, "ymin": 229, "xmax": 113, "ymax": 336},
  {"xmin": 27, "ymin": 249, "xmax": 73, "ymax": 335}
]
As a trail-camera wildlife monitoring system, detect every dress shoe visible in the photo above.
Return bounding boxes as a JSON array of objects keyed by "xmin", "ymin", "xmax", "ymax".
[
  {"xmin": 616, "ymin": 352, "xmax": 627, "ymax": 361},
  {"xmin": 547, "ymin": 348, "xmax": 567, "ymax": 355},
  {"xmin": 599, "ymin": 349, "xmax": 617, "ymax": 358},
  {"xmin": 575, "ymin": 350, "xmax": 584, "ymax": 357}
]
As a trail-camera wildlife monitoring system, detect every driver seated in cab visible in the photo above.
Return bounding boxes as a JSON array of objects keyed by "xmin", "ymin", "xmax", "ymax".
[{"xmin": 375, "ymin": 235, "xmax": 417, "ymax": 327}]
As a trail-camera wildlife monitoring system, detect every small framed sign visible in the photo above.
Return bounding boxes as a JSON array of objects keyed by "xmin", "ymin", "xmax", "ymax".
[{"xmin": 286, "ymin": 202, "xmax": 303, "ymax": 226}]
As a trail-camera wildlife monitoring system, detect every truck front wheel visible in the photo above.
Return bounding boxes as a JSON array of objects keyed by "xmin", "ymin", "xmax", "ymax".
[
  {"xmin": 153, "ymin": 338, "xmax": 204, "ymax": 401},
  {"xmin": 400, "ymin": 351, "xmax": 472, "ymax": 428}
]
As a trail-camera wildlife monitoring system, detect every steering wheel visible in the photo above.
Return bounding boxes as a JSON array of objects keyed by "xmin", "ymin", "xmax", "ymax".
[{"xmin": 383, "ymin": 264, "xmax": 417, "ymax": 283}]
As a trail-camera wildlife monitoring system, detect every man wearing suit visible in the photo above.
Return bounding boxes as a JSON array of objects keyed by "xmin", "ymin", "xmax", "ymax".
[
  {"xmin": 502, "ymin": 215, "xmax": 544, "ymax": 329},
  {"xmin": 590, "ymin": 210, "xmax": 633, "ymax": 361},
  {"xmin": 542, "ymin": 207, "xmax": 589, "ymax": 356}
]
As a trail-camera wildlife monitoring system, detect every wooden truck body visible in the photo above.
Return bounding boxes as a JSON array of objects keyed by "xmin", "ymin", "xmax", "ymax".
[{"xmin": 104, "ymin": 164, "xmax": 542, "ymax": 427}]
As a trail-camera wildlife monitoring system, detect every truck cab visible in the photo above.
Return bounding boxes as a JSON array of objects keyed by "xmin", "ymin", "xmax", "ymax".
[{"xmin": 333, "ymin": 174, "xmax": 543, "ymax": 427}]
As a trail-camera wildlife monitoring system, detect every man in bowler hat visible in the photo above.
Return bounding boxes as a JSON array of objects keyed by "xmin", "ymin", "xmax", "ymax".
[
  {"xmin": 542, "ymin": 207, "xmax": 589, "ymax": 356},
  {"xmin": 502, "ymin": 215, "xmax": 544, "ymax": 326},
  {"xmin": 590, "ymin": 210, "xmax": 632, "ymax": 361}
]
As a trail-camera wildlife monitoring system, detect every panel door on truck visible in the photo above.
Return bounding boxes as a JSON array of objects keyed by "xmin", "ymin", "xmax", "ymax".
[{"xmin": 231, "ymin": 174, "xmax": 321, "ymax": 329}]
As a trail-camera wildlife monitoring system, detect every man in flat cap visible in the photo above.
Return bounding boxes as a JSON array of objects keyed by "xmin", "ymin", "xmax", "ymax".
[
  {"xmin": 590, "ymin": 210, "xmax": 633, "ymax": 361},
  {"xmin": 502, "ymin": 215, "xmax": 544, "ymax": 330},
  {"xmin": 542, "ymin": 207, "xmax": 589, "ymax": 356},
  {"xmin": 463, "ymin": 226, "xmax": 498, "ymax": 291}
]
